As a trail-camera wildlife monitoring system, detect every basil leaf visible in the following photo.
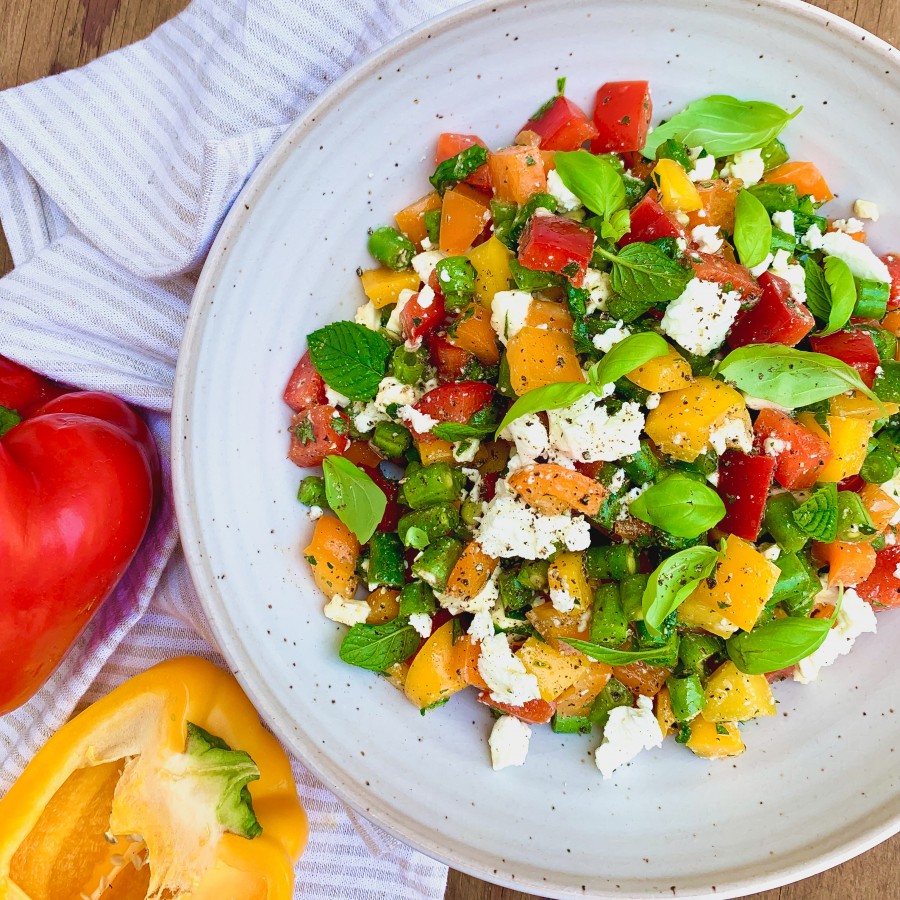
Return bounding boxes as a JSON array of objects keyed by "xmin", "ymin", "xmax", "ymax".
[
  {"xmin": 600, "ymin": 208, "xmax": 631, "ymax": 243},
  {"xmin": 554, "ymin": 151, "xmax": 626, "ymax": 219},
  {"xmin": 594, "ymin": 242, "xmax": 694, "ymax": 307},
  {"xmin": 562, "ymin": 638, "xmax": 678, "ymax": 666},
  {"xmin": 642, "ymin": 546, "xmax": 721, "ymax": 635},
  {"xmin": 429, "ymin": 145, "xmax": 489, "ymax": 196},
  {"xmin": 717, "ymin": 344, "xmax": 885, "ymax": 411},
  {"xmin": 307, "ymin": 321, "xmax": 392, "ymax": 401},
  {"xmin": 642, "ymin": 95, "xmax": 801, "ymax": 159},
  {"xmin": 322, "ymin": 455, "xmax": 387, "ymax": 543},
  {"xmin": 629, "ymin": 474, "xmax": 726, "ymax": 538},
  {"xmin": 432, "ymin": 422, "xmax": 495, "ymax": 441},
  {"xmin": 819, "ymin": 256, "xmax": 857, "ymax": 336},
  {"xmin": 804, "ymin": 257, "xmax": 830, "ymax": 320},
  {"xmin": 734, "ymin": 189, "xmax": 772, "ymax": 268},
  {"xmin": 588, "ymin": 332, "xmax": 669, "ymax": 387},
  {"xmin": 339, "ymin": 618, "xmax": 421, "ymax": 672},
  {"xmin": 792, "ymin": 482, "xmax": 838, "ymax": 542},
  {"xmin": 494, "ymin": 381, "xmax": 593, "ymax": 437},
  {"xmin": 0, "ymin": 406, "xmax": 22, "ymax": 438}
]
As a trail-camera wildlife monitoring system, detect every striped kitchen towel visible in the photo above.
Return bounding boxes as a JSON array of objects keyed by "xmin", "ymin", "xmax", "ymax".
[{"xmin": 0, "ymin": 1, "xmax": 463, "ymax": 897}]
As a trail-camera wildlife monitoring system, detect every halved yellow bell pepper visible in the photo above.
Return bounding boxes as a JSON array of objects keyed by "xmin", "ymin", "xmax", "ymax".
[
  {"xmin": 0, "ymin": 657, "xmax": 306, "ymax": 900},
  {"xmin": 797, "ymin": 413, "xmax": 873, "ymax": 482},
  {"xmin": 653, "ymin": 159, "xmax": 702, "ymax": 212}
]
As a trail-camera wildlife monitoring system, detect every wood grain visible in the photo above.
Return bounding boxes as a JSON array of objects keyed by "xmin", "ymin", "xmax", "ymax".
[{"xmin": 0, "ymin": 0, "xmax": 896, "ymax": 897}]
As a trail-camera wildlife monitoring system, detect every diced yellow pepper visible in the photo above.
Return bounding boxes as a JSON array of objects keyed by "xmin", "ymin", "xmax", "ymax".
[
  {"xmin": 553, "ymin": 665, "xmax": 612, "ymax": 717},
  {"xmin": 655, "ymin": 686, "xmax": 676, "ymax": 738},
  {"xmin": 516, "ymin": 636, "xmax": 590, "ymax": 702},
  {"xmin": 467, "ymin": 236, "xmax": 513, "ymax": 306},
  {"xmin": 359, "ymin": 267, "xmax": 421, "ymax": 309},
  {"xmin": 686, "ymin": 717, "xmax": 746, "ymax": 758},
  {"xmin": 644, "ymin": 376, "xmax": 748, "ymax": 462},
  {"xmin": 547, "ymin": 552, "xmax": 591, "ymax": 613},
  {"xmin": 702, "ymin": 661, "xmax": 776, "ymax": 722},
  {"xmin": 404, "ymin": 620, "xmax": 468, "ymax": 709},
  {"xmin": 416, "ymin": 439, "xmax": 455, "ymax": 466},
  {"xmin": 797, "ymin": 413, "xmax": 873, "ymax": 482},
  {"xmin": 506, "ymin": 327, "xmax": 584, "ymax": 395},
  {"xmin": 653, "ymin": 159, "xmax": 703, "ymax": 212},
  {"xmin": 626, "ymin": 342, "xmax": 693, "ymax": 392},
  {"xmin": 678, "ymin": 535, "xmax": 779, "ymax": 636},
  {"xmin": 829, "ymin": 391, "xmax": 899, "ymax": 421}
]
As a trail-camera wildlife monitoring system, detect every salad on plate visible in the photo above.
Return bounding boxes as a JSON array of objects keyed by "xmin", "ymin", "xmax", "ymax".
[{"xmin": 281, "ymin": 79, "xmax": 900, "ymax": 776}]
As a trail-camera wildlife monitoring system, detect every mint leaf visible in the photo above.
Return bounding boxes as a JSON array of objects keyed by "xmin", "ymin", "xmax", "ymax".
[
  {"xmin": 307, "ymin": 321, "xmax": 392, "ymax": 401},
  {"xmin": 629, "ymin": 474, "xmax": 726, "ymax": 538},
  {"xmin": 432, "ymin": 422, "xmax": 495, "ymax": 441},
  {"xmin": 554, "ymin": 151, "xmax": 626, "ymax": 219},
  {"xmin": 804, "ymin": 257, "xmax": 830, "ymax": 320},
  {"xmin": 734, "ymin": 189, "xmax": 772, "ymax": 268},
  {"xmin": 494, "ymin": 381, "xmax": 593, "ymax": 437},
  {"xmin": 562, "ymin": 637, "xmax": 679, "ymax": 666},
  {"xmin": 819, "ymin": 256, "xmax": 857, "ymax": 336},
  {"xmin": 0, "ymin": 406, "xmax": 22, "ymax": 438},
  {"xmin": 642, "ymin": 545, "xmax": 721, "ymax": 635},
  {"xmin": 430, "ymin": 145, "xmax": 489, "ymax": 196},
  {"xmin": 594, "ymin": 242, "xmax": 694, "ymax": 307},
  {"xmin": 792, "ymin": 482, "xmax": 839, "ymax": 542},
  {"xmin": 642, "ymin": 95, "xmax": 801, "ymax": 159},
  {"xmin": 588, "ymin": 332, "xmax": 669, "ymax": 387},
  {"xmin": 339, "ymin": 618, "xmax": 421, "ymax": 671},
  {"xmin": 323, "ymin": 455, "xmax": 387, "ymax": 543}
]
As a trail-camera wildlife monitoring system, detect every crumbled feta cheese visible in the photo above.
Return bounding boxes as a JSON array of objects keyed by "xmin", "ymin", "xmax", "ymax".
[
  {"xmin": 591, "ymin": 320, "xmax": 632, "ymax": 353},
  {"xmin": 608, "ymin": 468, "xmax": 627, "ymax": 493},
  {"xmin": 325, "ymin": 386, "xmax": 350, "ymax": 407},
  {"xmin": 708, "ymin": 415, "xmax": 753, "ymax": 455},
  {"xmin": 688, "ymin": 150, "xmax": 715, "ymax": 182},
  {"xmin": 760, "ymin": 543, "xmax": 781, "ymax": 561},
  {"xmin": 461, "ymin": 466, "xmax": 482, "ymax": 503},
  {"xmin": 804, "ymin": 228, "xmax": 891, "ymax": 282},
  {"xmin": 691, "ymin": 224, "xmax": 723, "ymax": 254},
  {"xmin": 452, "ymin": 439, "xmax": 480, "ymax": 463},
  {"xmin": 594, "ymin": 695, "xmax": 663, "ymax": 778},
  {"xmin": 468, "ymin": 608, "xmax": 495, "ymax": 643},
  {"xmin": 439, "ymin": 566, "xmax": 500, "ymax": 616},
  {"xmin": 676, "ymin": 237, "xmax": 688, "ymax": 253},
  {"xmin": 547, "ymin": 168, "xmax": 583, "ymax": 212},
  {"xmin": 770, "ymin": 249, "xmax": 807, "ymax": 304},
  {"xmin": 416, "ymin": 284, "xmax": 436, "ymax": 309},
  {"xmin": 353, "ymin": 402, "xmax": 387, "ymax": 433},
  {"xmin": 409, "ymin": 613, "xmax": 433, "ymax": 639},
  {"xmin": 674, "ymin": 211, "xmax": 691, "ymax": 227},
  {"xmin": 550, "ymin": 586, "xmax": 576, "ymax": 613},
  {"xmin": 307, "ymin": 505, "xmax": 324, "ymax": 521},
  {"xmin": 742, "ymin": 393, "xmax": 792, "ymax": 413},
  {"xmin": 645, "ymin": 392, "xmax": 661, "ymax": 410},
  {"xmin": 420, "ymin": 236, "xmax": 434, "ymax": 251},
  {"xmin": 323, "ymin": 595, "xmax": 370, "ymax": 627},
  {"xmin": 500, "ymin": 413, "xmax": 550, "ymax": 467},
  {"xmin": 661, "ymin": 279, "xmax": 742, "ymax": 355},
  {"xmin": 707, "ymin": 471, "xmax": 719, "ymax": 487},
  {"xmin": 831, "ymin": 217, "xmax": 865, "ymax": 235},
  {"xmin": 853, "ymin": 199, "xmax": 880, "ymax": 222},
  {"xmin": 794, "ymin": 588, "xmax": 877, "ymax": 683},
  {"xmin": 354, "ymin": 300, "xmax": 382, "ymax": 332},
  {"xmin": 582, "ymin": 268, "xmax": 613, "ymax": 314},
  {"xmin": 547, "ymin": 394, "xmax": 644, "ymax": 463},
  {"xmin": 491, "ymin": 290, "xmax": 533, "ymax": 345},
  {"xmin": 478, "ymin": 633, "xmax": 541, "ymax": 706},
  {"xmin": 375, "ymin": 376, "xmax": 419, "ymax": 409},
  {"xmin": 411, "ymin": 250, "xmax": 446, "ymax": 284},
  {"xmin": 772, "ymin": 209, "xmax": 796, "ymax": 235},
  {"xmin": 398, "ymin": 405, "xmax": 437, "ymax": 434},
  {"xmin": 476, "ymin": 491, "xmax": 591, "ymax": 560},
  {"xmin": 488, "ymin": 715, "xmax": 532, "ymax": 770},
  {"xmin": 763, "ymin": 436, "xmax": 789, "ymax": 456},
  {"xmin": 749, "ymin": 253, "xmax": 774, "ymax": 278},
  {"xmin": 385, "ymin": 289, "xmax": 416, "ymax": 336},
  {"xmin": 721, "ymin": 148, "xmax": 764, "ymax": 186}
]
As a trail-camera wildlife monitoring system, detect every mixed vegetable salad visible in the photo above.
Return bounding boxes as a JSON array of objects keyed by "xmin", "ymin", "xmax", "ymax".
[{"xmin": 283, "ymin": 79, "xmax": 900, "ymax": 776}]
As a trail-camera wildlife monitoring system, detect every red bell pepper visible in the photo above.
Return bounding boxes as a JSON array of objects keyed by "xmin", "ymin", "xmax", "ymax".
[
  {"xmin": 288, "ymin": 405, "xmax": 351, "ymax": 467},
  {"xmin": 881, "ymin": 253, "xmax": 900, "ymax": 310},
  {"xmin": 517, "ymin": 213, "xmax": 595, "ymax": 287},
  {"xmin": 618, "ymin": 193, "xmax": 683, "ymax": 247},
  {"xmin": 427, "ymin": 333, "xmax": 475, "ymax": 382},
  {"xmin": 856, "ymin": 545, "xmax": 900, "ymax": 609},
  {"xmin": 435, "ymin": 133, "xmax": 491, "ymax": 190},
  {"xmin": 400, "ymin": 289, "xmax": 446, "ymax": 344},
  {"xmin": 753, "ymin": 408, "xmax": 834, "ymax": 490},
  {"xmin": 727, "ymin": 272, "xmax": 815, "ymax": 349},
  {"xmin": 523, "ymin": 95, "xmax": 598, "ymax": 151},
  {"xmin": 716, "ymin": 450, "xmax": 776, "ymax": 541},
  {"xmin": 477, "ymin": 691, "xmax": 555, "ymax": 724},
  {"xmin": 283, "ymin": 350, "xmax": 326, "ymax": 413},
  {"xmin": 808, "ymin": 329, "xmax": 881, "ymax": 387},
  {"xmin": 691, "ymin": 252, "xmax": 761, "ymax": 302},
  {"xmin": 0, "ymin": 356, "xmax": 66, "ymax": 415},
  {"xmin": 590, "ymin": 81, "xmax": 653, "ymax": 153},
  {"xmin": 0, "ymin": 358, "xmax": 158, "ymax": 714},
  {"xmin": 410, "ymin": 381, "xmax": 495, "ymax": 438}
]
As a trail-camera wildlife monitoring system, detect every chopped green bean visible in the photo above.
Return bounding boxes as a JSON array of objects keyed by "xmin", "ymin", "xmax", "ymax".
[{"xmin": 368, "ymin": 226, "xmax": 416, "ymax": 270}]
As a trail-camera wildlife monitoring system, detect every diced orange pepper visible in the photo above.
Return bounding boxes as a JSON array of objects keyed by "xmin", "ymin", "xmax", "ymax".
[
  {"xmin": 859, "ymin": 483, "xmax": 900, "ymax": 533},
  {"xmin": 686, "ymin": 717, "xmax": 745, "ymax": 758},
  {"xmin": 447, "ymin": 304, "xmax": 500, "ymax": 365},
  {"xmin": 507, "ymin": 464, "xmax": 606, "ymax": 516},
  {"xmin": 827, "ymin": 221, "xmax": 866, "ymax": 243},
  {"xmin": 626, "ymin": 343, "xmax": 693, "ymax": 392},
  {"xmin": 445, "ymin": 541, "xmax": 498, "ymax": 603},
  {"xmin": 812, "ymin": 540, "xmax": 877, "ymax": 587},
  {"xmin": 764, "ymin": 161, "xmax": 833, "ymax": 203},
  {"xmin": 359, "ymin": 268, "xmax": 421, "ymax": 309},
  {"xmin": 366, "ymin": 587, "xmax": 400, "ymax": 624},
  {"xmin": 554, "ymin": 665, "xmax": 612, "ymax": 717},
  {"xmin": 883, "ymin": 309, "xmax": 900, "ymax": 339},
  {"xmin": 516, "ymin": 636, "xmax": 591, "ymax": 701},
  {"xmin": 526, "ymin": 603, "xmax": 591, "ymax": 650},
  {"xmin": 612, "ymin": 661, "xmax": 671, "ymax": 698},
  {"xmin": 467, "ymin": 236, "xmax": 513, "ymax": 306},
  {"xmin": 830, "ymin": 390, "xmax": 899, "ymax": 421},
  {"xmin": 505, "ymin": 326, "xmax": 584, "ymax": 394},
  {"xmin": 686, "ymin": 178, "xmax": 742, "ymax": 232},
  {"xmin": 395, "ymin": 191, "xmax": 442, "ymax": 244},
  {"xmin": 439, "ymin": 186, "xmax": 491, "ymax": 254},
  {"xmin": 404, "ymin": 621, "xmax": 468, "ymax": 710},
  {"xmin": 525, "ymin": 299, "xmax": 574, "ymax": 332},
  {"xmin": 451, "ymin": 634, "xmax": 489, "ymax": 690},
  {"xmin": 796, "ymin": 413, "xmax": 872, "ymax": 482},
  {"xmin": 655, "ymin": 686, "xmax": 676, "ymax": 737},
  {"xmin": 540, "ymin": 149, "xmax": 557, "ymax": 171},
  {"xmin": 416, "ymin": 438, "xmax": 455, "ymax": 465},
  {"xmin": 303, "ymin": 516, "xmax": 360, "ymax": 599},
  {"xmin": 653, "ymin": 159, "xmax": 702, "ymax": 212},
  {"xmin": 487, "ymin": 145, "xmax": 547, "ymax": 204}
]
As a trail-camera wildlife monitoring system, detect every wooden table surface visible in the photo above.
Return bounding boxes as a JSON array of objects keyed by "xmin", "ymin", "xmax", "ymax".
[{"xmin": 0, "ymin": 0, "xmax": 897, "ymax": 897}]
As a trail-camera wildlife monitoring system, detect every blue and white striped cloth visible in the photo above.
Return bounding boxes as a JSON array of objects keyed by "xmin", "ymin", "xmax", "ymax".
[{"xmin": 0, "ymin": 1, "xmax": 461, "ymax": 896}]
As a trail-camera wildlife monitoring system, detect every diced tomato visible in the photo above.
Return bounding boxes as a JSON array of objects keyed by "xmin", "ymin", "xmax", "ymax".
[
  {"xmin": 727, "ymin": 272, "xmax": 815, "ymax": 349},
  {"xmin": 690, "ymin": 252, "xmax": 761, "ymax": 302},
  {"xmin": 838, "ymin": 474, "xmax": 865, "ymax": 493},
  {"xmin": 880, "ymin": 254, "xmax": 900, "ymax": 310},
  {"xmin": 808, "ymin": 329, "xmax": 881, "ymax": 388},
  {"xmin": 400, "ymin": 290, "xmax": 446, "ymax": 343},
  {"xmin": 856, "ymin": 545, "xmax": 900, "ymax": 609},
  {"xmin": 590, "ymin": 81, "xmax": 652, "ymax": 153},
  {"xmin": 344, "ymin": 440, "xmax": 382, "ymax": 468},
  {"xmin": 360, "ymin": 464, "xmax": 403, "ymax": 532},
  {"xmin": 283, "ymin": 350, "xmax": 326, "ymax": 413},
  {"xmin": 481, "ymin": 471, "xmax": 499, "ymax": 501},
  {"xmin": 427, "ymin": 333, "xmax": 475, "ymax": 382},
  {"xmin": 618, "ymin": 193, "xmax": 684, "ymax": 247},
  {"xmin": 476, "ymin": 691, "xmax": 555, "ymax": 724},
  {"xmin": 517, "ymin": 213, "xmax": 595, "ymax": 287},
  {"xmin": 435, "ymin": 133, "xmax": 491, "ymax": 190},
  {"xmin": 524, "ymin": 95, "xmax": 598, "ymax": 151},
  {"xmin": 716, "ymin": 450, "xmax": 776, "ymax": 541},
  {"xmin": 410, "ymin": 381, "xmax": 495, "ymax": 438},
  {"xmin": 753, "ymin": 408, "xmax": 834, "ymax": 490},
  {"xmin": 288, "ymin": 405, "xmax": 350, "ymax": 467}
]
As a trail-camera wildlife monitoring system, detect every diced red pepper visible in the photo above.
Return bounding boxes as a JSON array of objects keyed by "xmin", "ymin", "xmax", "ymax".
[
  {"xmin": 524, "ymin": 95, "xmax": 598, "ymax": 151},
  {"xmin": 436, "ymin": 133, "xmax": 491, "ymax": 190},
  {"xmin": 283, "ymin": 350, "xmax": 326, "ymax": 413},
  {"xmin": 856, "ymin": 545, "xmax": 900, "ymax": 609},
  {"xmin": 716, "ymin": 450, "xmax": 776, "ymax": 541},
  {"xmin": 691, "ymin": 252, "xmax": 761, "ymax": 302},
  {"xmin": 808, "ymin": 329, "xmax": 881, "ymax": 388},
  {"xmin": 481, "ymin": 471, "xmax": 499, "ymax": 501},
  {"xmin": 400, "ymin": 289, "xmax": 446, "ymax": 343},
  {"xmin": 727, "ymin": 272, "xmax": 815, "ymax": 349},
  {"xmin": 427, "ymin": 333, "xmax": 475, "ymax": 382},
  {"xmin": 590, "ymin": 81, "xmax": 653, "ymax": 153},
  {"xmin": 288, "ymin": 405, "xmax": 350, "ymax": 467},
  {"xmin": 753, "ymin": 408, "xmax": 834, "ymax": 490},
  {"xmin": 410, "ymin": 381, "xmax": 495, "ymax": 438},
  {"xmin": 881, "ymin": 253, "xmax": 900, "ymax": 310},
  {"xmin": 476, "ymin": 691, "xmax": 555, "ymax": 724},
  {"xmin": 360, "ymin": 464, "xmax": 403, "ymax": 532},
  {"xmin": 618, "ymin": 193, "xmax": 683, "ymax": 247},
  {"xmin": 838, "ymin": 474, "xmax": 865, "ymax": 493},
  {"xmin": 517, "ymin": 213, "xmax": 595, "ymax": 287}
]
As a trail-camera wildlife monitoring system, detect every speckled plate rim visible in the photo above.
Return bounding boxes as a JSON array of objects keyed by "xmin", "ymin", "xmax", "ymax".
[{"xmin": 172, "ymin": 0, "xmax": 900, "ymax": 896}]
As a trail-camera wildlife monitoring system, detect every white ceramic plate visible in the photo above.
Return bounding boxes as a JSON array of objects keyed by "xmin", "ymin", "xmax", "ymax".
[{"xmin": 173, "ymin": 1, "xmax": 900, "ymax": 896}]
